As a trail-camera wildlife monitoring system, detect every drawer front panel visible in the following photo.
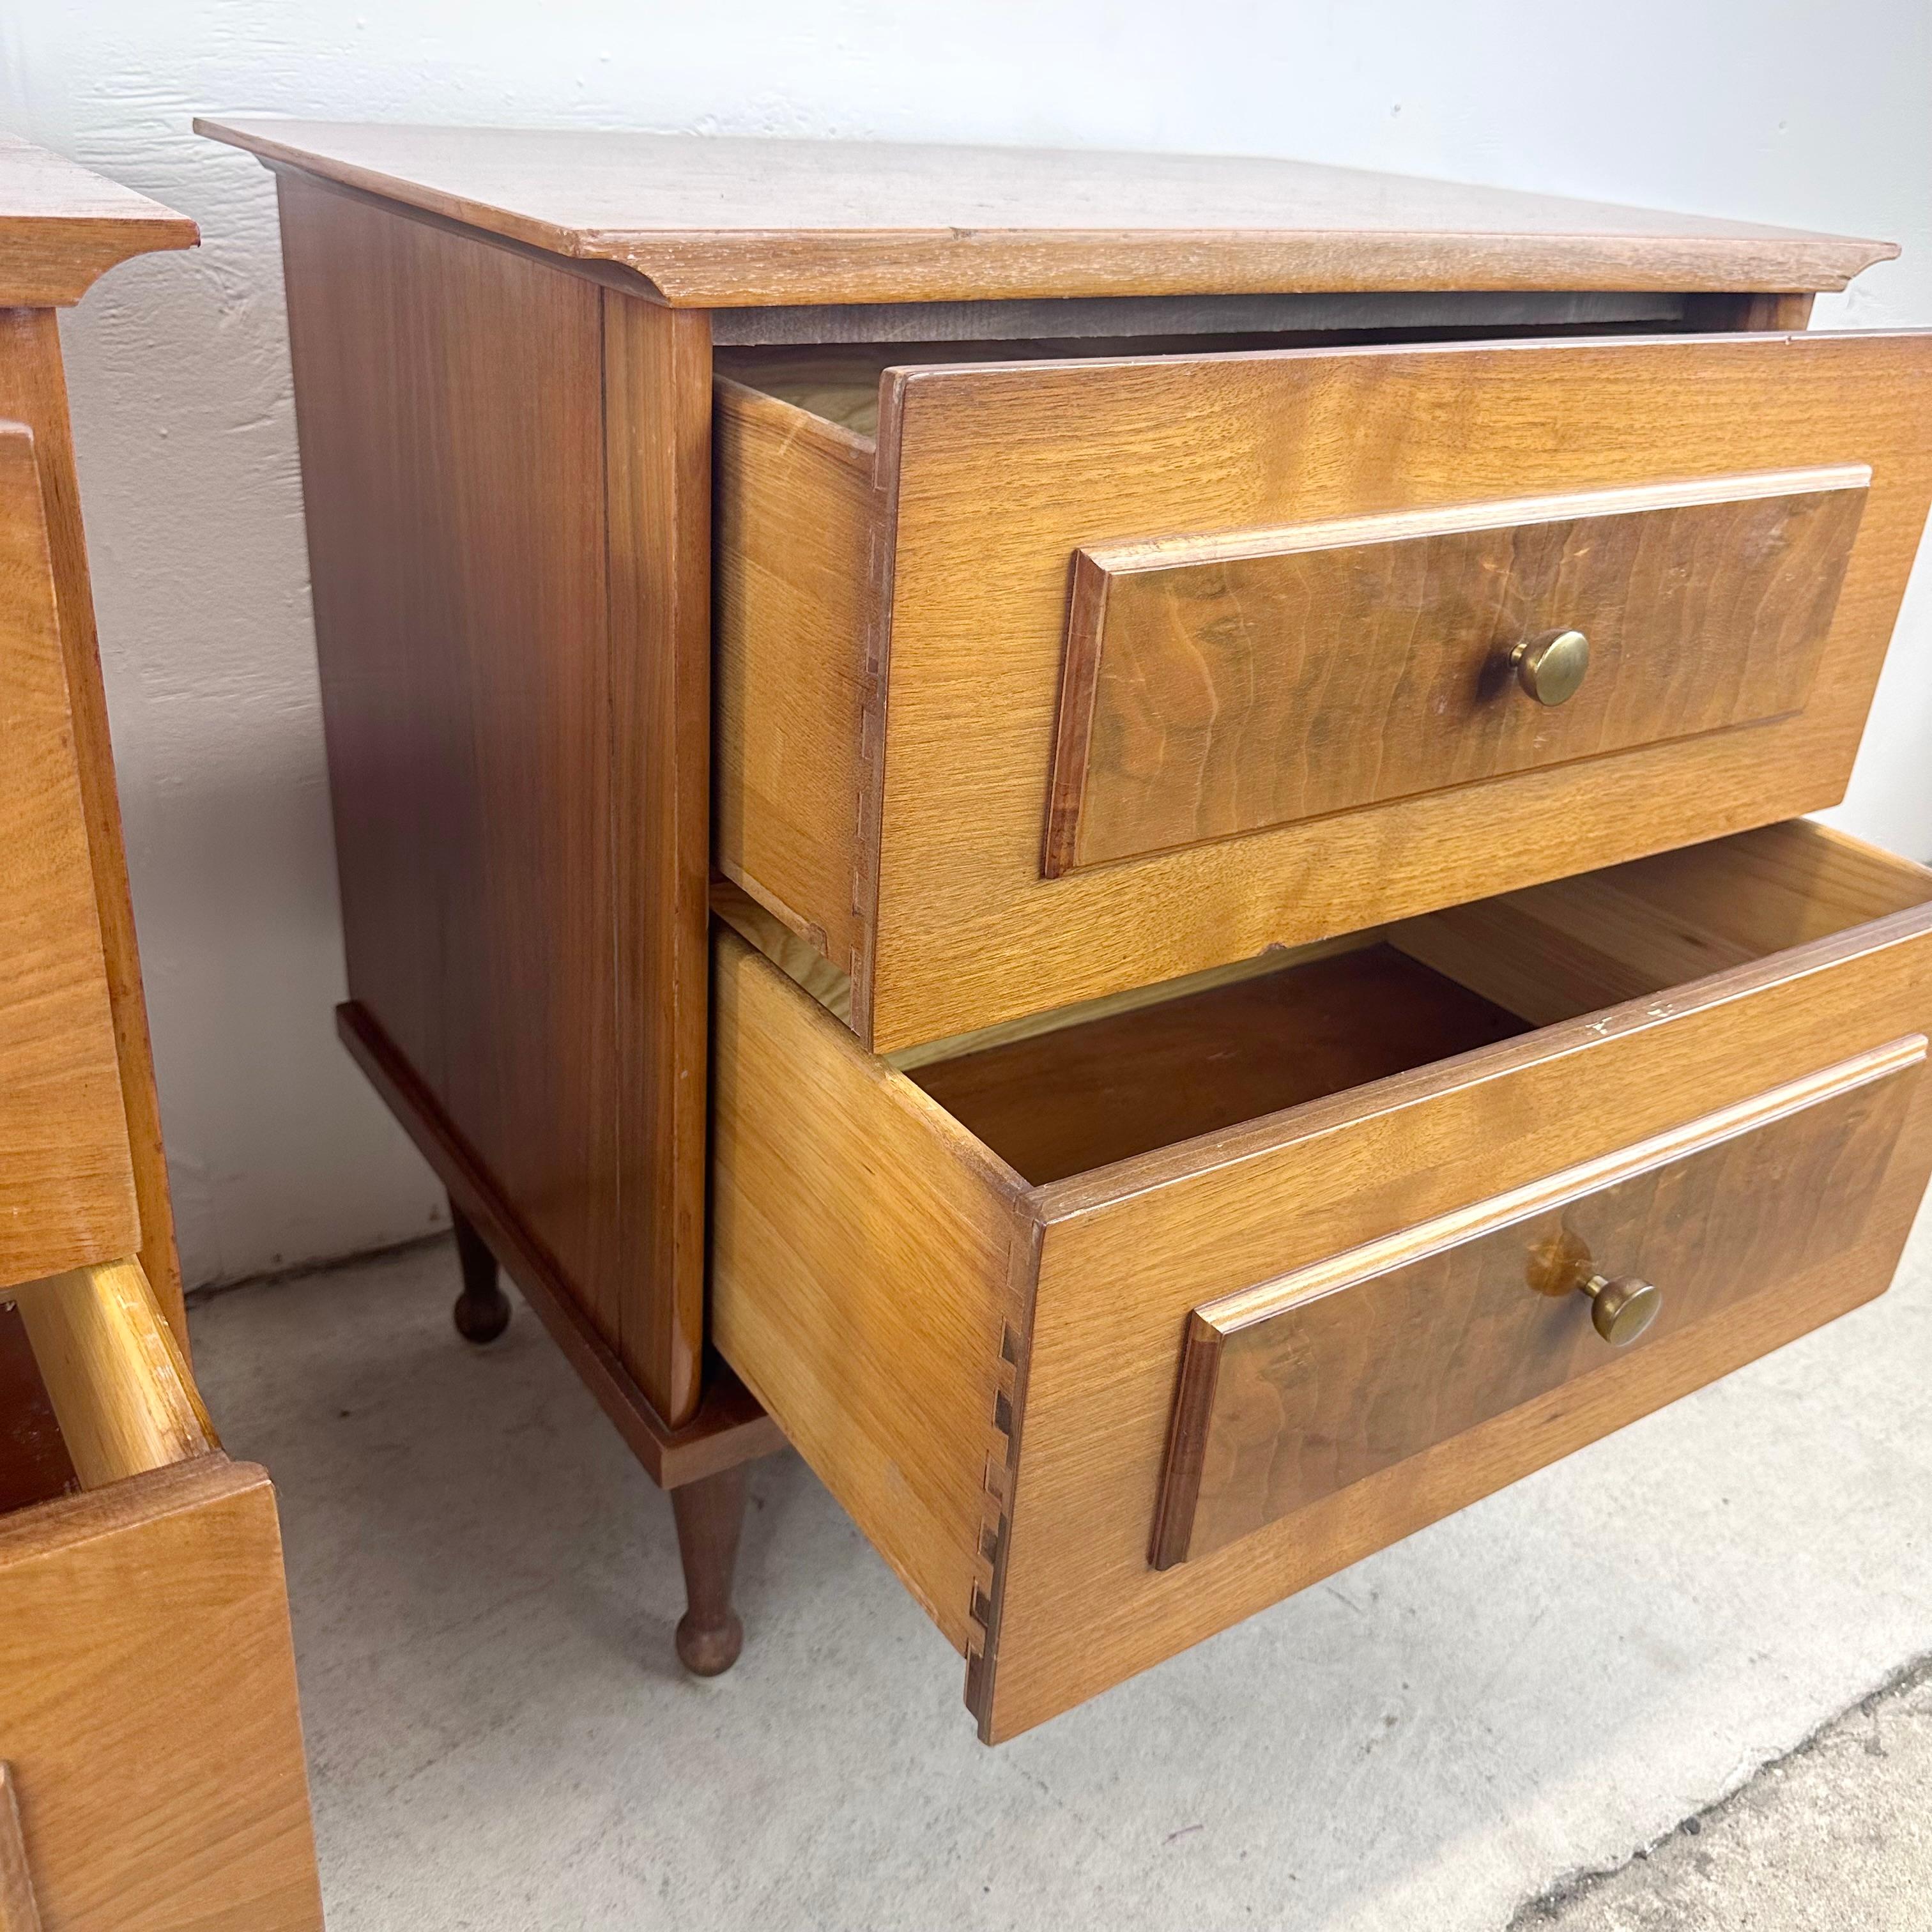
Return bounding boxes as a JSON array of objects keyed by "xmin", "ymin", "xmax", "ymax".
[
  {"xmin": 855, "ymin": 329, "xmax": 1932, "ymax": 1051},
  {"xmin": 1153, "ymin": 1039, "xmax": 1919, "ymax": 1568},
  {"xmin": 0, "ymin": 1457, "xmax": 323, "ymax": 1930},
  {"xmin": 1046, "ymin": 469, "xmax": 1866, "ymax": 874}
]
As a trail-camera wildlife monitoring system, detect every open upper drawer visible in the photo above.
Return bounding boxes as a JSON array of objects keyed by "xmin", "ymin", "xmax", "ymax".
[
  {"xmin": 710, "ymin": 821, "xmax": 1932, "ymax": 1740},
  {"xmin": 716, "ymin": 329, "xmax": 1932, "ymax": 1054}
]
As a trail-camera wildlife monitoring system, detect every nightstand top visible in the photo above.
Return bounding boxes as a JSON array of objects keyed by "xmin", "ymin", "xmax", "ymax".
[
  {"xmin": 195, "ymin": 118, "xmax": 1892, "ymax": 309},
  {"xmin": 0, "ymin": 136, "xmax": 198, "ymax": 305}
]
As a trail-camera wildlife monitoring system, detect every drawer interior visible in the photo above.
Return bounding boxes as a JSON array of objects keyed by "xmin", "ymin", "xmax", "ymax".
[
  {"xmin": 904, "ymin": 946, "xmax": 1529, "ymax": 1183},
  {"xmin": 885, "ymin": 822, "xmax": 1932, "ymax": 1184},
  {"xmin": 0, "ymin": 1261, "xmax": 213, "ymax": 1512}
]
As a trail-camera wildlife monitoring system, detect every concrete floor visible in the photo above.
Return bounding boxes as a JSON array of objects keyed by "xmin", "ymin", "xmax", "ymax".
[
  {"xmin": 188, "ymin": 1206, "xmax": 1932, "ymax": 1931},
  {"xmin": 1524, "ymin": 1657, "xmax": 1932, "ymax": 1930}
]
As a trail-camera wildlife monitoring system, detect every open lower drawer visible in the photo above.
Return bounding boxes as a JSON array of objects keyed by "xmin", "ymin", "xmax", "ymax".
[
  {"xmin": 0, "ymin": 1262, "xmax": 322, "ymax": 1930},
  {"xmin": 711, "ymin": 820, "xmax": 1932, "ymax": 1742}
]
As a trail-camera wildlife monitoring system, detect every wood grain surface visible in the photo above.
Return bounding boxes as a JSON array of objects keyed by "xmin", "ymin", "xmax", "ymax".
[
  {"xmin": 1154, "ymin": 1039, "xmax": 1922, "ymax": 1567},
  {"xmin": 908, "ymin": 944, "xmax": 1528, "ymax": 1183},
  {"xmin": 714, "ymin": 376, "xmax": 874, "ymax": 966},
  {"xmin": 1046, "ymin": 468, "xmax": 1866, "ymax": 873},
  {"xmin": 195, "ymin": 120, "xmax": 1893, "ymax": 303},
  {"xmin": 282, "ymin": 174, "xmax": 717, "ymax": 1428},
  {"xmin": 0, "ymin": 1457, "xmax": 323, "ymax": 1930},
  {"xmin": 0, "ymin": 1764, "xmax": 40, "ymax": 1932},
  {"xmin": 0, "ymin": 135, "xmax": 196, "ymax": 306},
  {"xmin": 0, "ymin": 316, "xmax": 183, "ymax": 1337},
  {"xmin": 604, "ymin": 289, "xmax": 714, "ymax": 1426},
  {"xmin": 1391, "ymin": 820, "xmax": 1932, "ymax": 1026},
  {"xmin": 846, "ymin": 330, "xmax": 1932, "ymax": 1050},
  {"xmin": 0, "ymin": 422, "xmax": 139, "ymax": 1294},
  {"xmin": 10, "ymin": 1261, "xmax": 215, "ymax": 1492},
  {"xmin": 709, "ymin": 928, "xmax": 1033, "ymax": 1646},
  {"xmin": 972, "ymin": 826, "xmax": 1932, "ymax": 1738}
]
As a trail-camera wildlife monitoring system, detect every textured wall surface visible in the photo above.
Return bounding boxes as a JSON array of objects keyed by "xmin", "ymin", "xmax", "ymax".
[{"xmin": 3, "ymin": 2, "xmax": 1929, "ymax": 1285}]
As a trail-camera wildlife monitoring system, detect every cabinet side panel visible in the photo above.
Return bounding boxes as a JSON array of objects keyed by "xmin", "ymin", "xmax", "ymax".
[
  {"xmin": 710, "ymin": 930, "xmax": 1027, "ymax": 1647},
  {"xmin": 276, "ymin": 177, "xmax": 629, "ymax": 1356}
]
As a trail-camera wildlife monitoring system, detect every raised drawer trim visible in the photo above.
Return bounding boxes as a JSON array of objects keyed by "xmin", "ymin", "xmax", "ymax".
[
  {"xmin": 1046, "ymin": 464, "xmax": 1871, "ymax": 877},
  {"xmin": 1150, "ymin": 1031, "xmax": 1925, "ymax": 1570}
]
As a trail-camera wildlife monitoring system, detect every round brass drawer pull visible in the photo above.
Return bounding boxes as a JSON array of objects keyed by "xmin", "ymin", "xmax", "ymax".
[
  {"xmin": 1579, "ymin": 1273, "xmax": 1659, "ymax": 1346},
  {"xmin": 1511, "ymin": 627, "xmax": 1590, "ymax": 706}
]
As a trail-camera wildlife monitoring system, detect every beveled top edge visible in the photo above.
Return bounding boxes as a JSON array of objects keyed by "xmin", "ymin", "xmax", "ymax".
[
  {"xmin": 194, "ymin": 118, "xmax": 1896, "ymax": 307},
  {"xmin": 0, "ymin": 135, "xmax": 199, "ymax": 305}
]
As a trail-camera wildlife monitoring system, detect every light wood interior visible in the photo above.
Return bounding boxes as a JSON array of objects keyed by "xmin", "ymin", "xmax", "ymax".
[
  {"xmin": 0, "ymin": 1261, "xmax": 214, "ymax": 1496},
  {"xmin": 795, "ymin": 822, "xmax": 1932, "ymax": 1188},
  {"xmin": 1390, "ymin": 820, "xmax": 1932, "ymax": 1026},
  {"xmin": 0, "ymin": 422, "xmax": 143, "ymax": 1296}
]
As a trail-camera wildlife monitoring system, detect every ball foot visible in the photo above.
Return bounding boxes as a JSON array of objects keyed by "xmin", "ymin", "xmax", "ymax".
[
  {"xmin": 675, "ymin": 1607, "xmax": 745, "ymax": 1676},
  {"xmin": 449, "ymin": 1199, "xmax": 510, "ymax": 1344}
]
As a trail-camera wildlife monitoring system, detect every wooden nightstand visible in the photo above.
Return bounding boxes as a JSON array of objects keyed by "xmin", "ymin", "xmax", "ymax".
[
  {"xmin": 199, "ymin": 119, "xmax": 1932, "ymax": 1742},
  {"xmin": 0, "ymin": 141, "xmax": 323, "ymax": 1928}
]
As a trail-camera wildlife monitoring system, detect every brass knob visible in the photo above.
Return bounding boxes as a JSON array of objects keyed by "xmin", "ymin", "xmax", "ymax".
[
  {"xmin": 1510, "ymin": 627, "xmax": 1590, "ymax": 706},
  {"xmin": 1578, "ymin": 1273, "xmax": 1659, "ymax": 1346}
]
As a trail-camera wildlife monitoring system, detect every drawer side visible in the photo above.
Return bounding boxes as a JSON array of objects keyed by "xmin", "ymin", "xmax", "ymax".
[
  {"xmin": 715, "ymin": 378, "xmax": 878, "ymax": 971},
  {"xmin": 8, "ymin": 1259, "xmax": 213, "ymax": 1491},
  {"xmin": 0, "ymin": 424, "xmax": 139, "ymax": 1292},
  {"xmin": 710, "ymin": 930, "xmax": 1035, "ymax": 1646}
]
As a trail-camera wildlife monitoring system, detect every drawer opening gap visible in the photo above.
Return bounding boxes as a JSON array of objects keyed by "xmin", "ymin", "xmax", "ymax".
[
  {"xmin": 719, "ymin": 307, "xmax": 1706, "ymax": 443},
  {"xmin": 0, "ymin": 1301, "xmax": 79, "ymax": 1514},
  {"xmin": 894, "ymin": 822, "xmax": 1932, "ymax": 1186}
]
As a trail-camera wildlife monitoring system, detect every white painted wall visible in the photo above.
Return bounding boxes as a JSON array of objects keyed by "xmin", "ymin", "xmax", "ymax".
[{"xmin": 3, "ymin": 2, "xmax": 1929, "ymax": 1287}]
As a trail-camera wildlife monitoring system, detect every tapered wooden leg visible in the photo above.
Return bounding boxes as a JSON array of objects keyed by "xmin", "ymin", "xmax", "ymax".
[
  {"xmin": 671, "ymin": 1464, "xmax": 747, "ymax": 1675},
  {"xmin": 449, "ymin": 1199, "xmax": 510, "ymax": 1344}
]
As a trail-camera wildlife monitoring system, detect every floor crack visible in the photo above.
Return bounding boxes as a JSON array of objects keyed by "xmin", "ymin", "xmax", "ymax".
[{"xmin": 1505, "ymin": 1644, "xmax": 1932, "ymax": 1927}]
